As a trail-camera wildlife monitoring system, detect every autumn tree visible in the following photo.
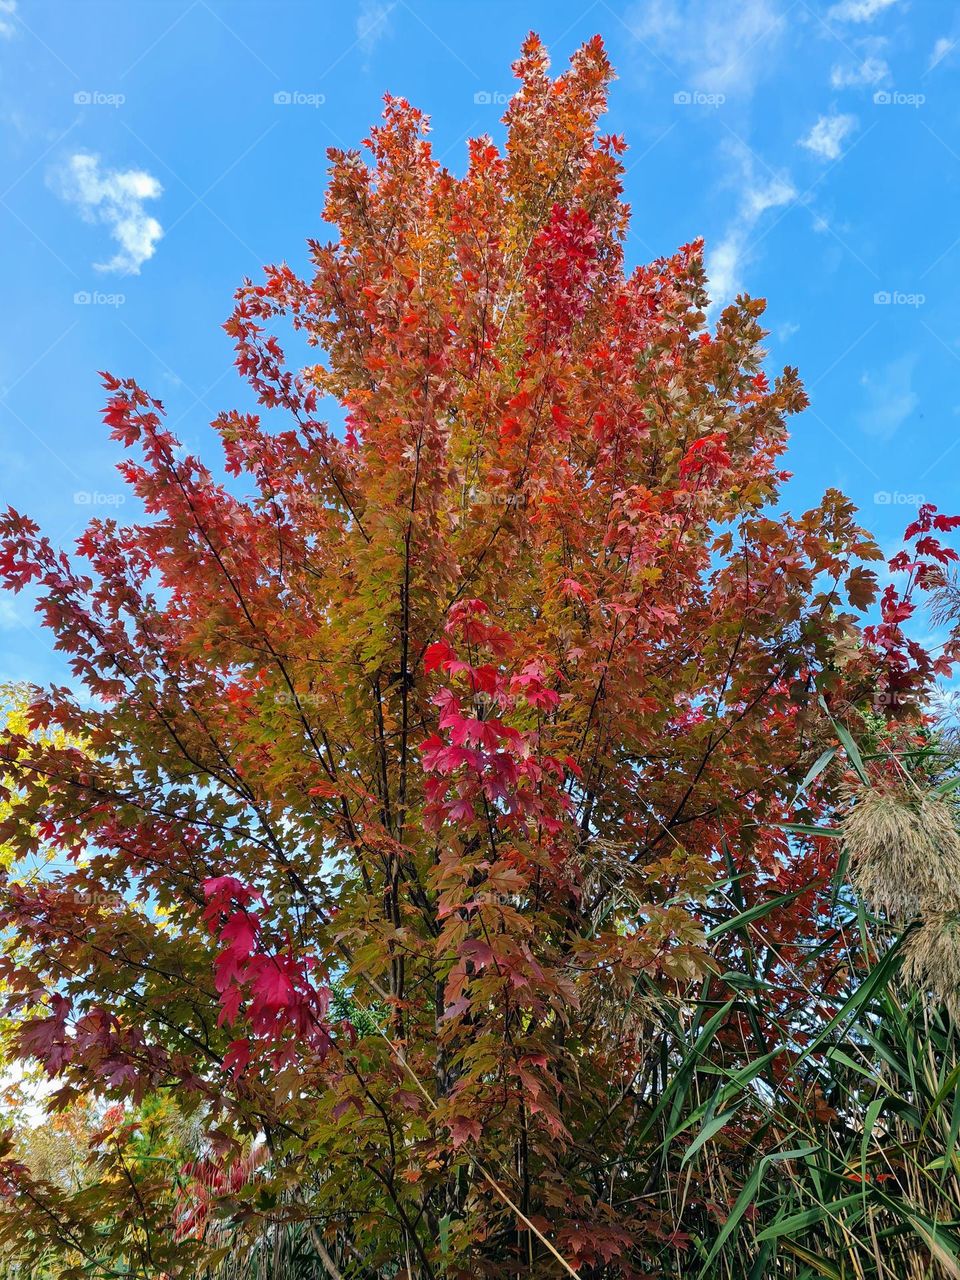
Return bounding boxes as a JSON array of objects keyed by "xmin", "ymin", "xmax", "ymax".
[{"xmin": 0, "ymin": 34, "xmax": 954, "ymax": 1279}]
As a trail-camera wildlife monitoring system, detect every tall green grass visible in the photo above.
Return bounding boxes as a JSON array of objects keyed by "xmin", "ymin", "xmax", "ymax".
[
  {"xmin": 178, "ymin": 905, "xmax": 960, "ymax": 1279},
  {"xmin": 5, "ymin": 873, "xmax": 959, "ymax": 1276},
  {"xmin": 646, "ymin": 916, "xmax": 960, "ymax": 1279}
]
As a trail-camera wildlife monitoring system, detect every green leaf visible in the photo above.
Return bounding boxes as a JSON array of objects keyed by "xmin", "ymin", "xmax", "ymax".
[
  {"xmin": 775, "ymin": 823, "xmax": 842, "ymax": 839},
  {"xmin": 819, "ymin": 694, "xmax": 869, "ymax": 785},
  {"xmin": 680, "ymin": 1106, "xmax": 741, "ymax": 1167},
  {"xmin": 756, "ymin": 1192, "xmax": 867, "ymax": 1240},
  {"xmin": 794, "ymin": 747, "xmax": 836, "ymax": 799},
  {"xmin": 707, "ymin": 884, "xmax": 823, "ymax": 941},
  {"xmin": 696, "ymin": 1147, "xmax": 819, "ymax": 1277},
  {"xmin": 861, "ymin": 1095, "xmax": 885, "ymax": 1198},
  {"xmin": 779, "ymin": 1239, "xmax": 844, "ymax": 1278},
  {"xmin": 872, "ymin": 1190, "xmax": 960, "ymax": 1278},
  {"xmin": 805, "ymin": 937, "xmax": 905, "ymax": 1057},
  {"xmin": 439, "ymin": 1214, "xmax": 451, "ymax": 1258}
]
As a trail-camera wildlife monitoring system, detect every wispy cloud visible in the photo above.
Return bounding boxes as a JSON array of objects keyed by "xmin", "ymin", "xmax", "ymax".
[
  {"xmin": 356, "ymin": 1, "xmax": 393, "ymax": 55},
  {"xmin": 826, "ymin": 0, "xmax": 898, "ymax": 22},
  {"xmin": 0, "ymin": 0, "xmax": 17, "ymax": 39},
  {"xmin": 856, "ymin": 355, "xmax": 919, "ymax": 439},
  {"xmin": 0, "ymin": 600, "xmax": 21, "ymax": 631},
  {"xmin": 706, "ymin": 146, "xmax": 795, "ymax": 308},
  {"xmin": 929, "ymin": 36, "xmax": 956, "ymax": 71},
  {"xmin": 627, "ymin": 0, "xmax": 786, "ymax": 96},
  {"xmin": 799, "ymin": 113, "xmax": 858, "ymax": 161},
  {"xmin": 51, "ymin": 153, "xmax": 163, "ymax": 275},
  {"xmin": 830, "ymin": 55, "xmax": 889, "ymax": 86}
]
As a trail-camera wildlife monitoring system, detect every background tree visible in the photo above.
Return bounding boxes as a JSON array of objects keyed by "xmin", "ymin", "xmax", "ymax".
[{"xmin": 0, "ymin": 33, "xmax": 955, "ymax": 1280}]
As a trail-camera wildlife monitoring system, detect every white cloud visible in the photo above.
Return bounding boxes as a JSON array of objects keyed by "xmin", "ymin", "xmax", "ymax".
[
  {"xmin": 856, "ymin": 355, "xmax": 918, "ymax": 439},
  {"xmin": 356, "ymin": 1, "xmax": 393, "ymax": 54},
  {"xmin": 929, "ymin": 36, "xmax": 956, "ymax": 71},
  {"xmin": 51, "ymin": 153, "xmax": 163, "ymax": 275},
  {"xmin": 707, "ymin": 239, "xmax": 743, "ymax": 308},
  {"xmin": 798, "ymin": 113, "xmax": 858, "ymax": 161},
  {"xmin": 830, "ymin": 55, "xmax": 889, "ymax": 86},
  {"xmin": 827, "ymin": 0, "xmax": 898, "ymax": 21},
  {"xmin": 0, "ymin": 0, "xmax": 17, "ymax": 39},
  {"xmin": 628, "ymin": 0, "xmax": 786, "ymax": 95},
  {"xmin": 706, "ymin": 147, "xmax": 795, "ymax": 308},
  {"xmin": 743, "ymin": 175, "xmax": 796, "ymax": 219}
]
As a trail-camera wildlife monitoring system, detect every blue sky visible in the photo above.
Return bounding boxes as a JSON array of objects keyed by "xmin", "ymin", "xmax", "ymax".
[{"xmin": 0, "ymin": 0, "xmax": 958, "ymax": 686}]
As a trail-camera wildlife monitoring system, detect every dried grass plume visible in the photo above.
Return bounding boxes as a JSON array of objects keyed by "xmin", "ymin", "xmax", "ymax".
[
  {"xmin": 841, "ymin": 788, "xmax": 960, "ymax": 922},
  {"xmin": 902, "ymin": 911, "xmax": 960, "ymax": 1016}
]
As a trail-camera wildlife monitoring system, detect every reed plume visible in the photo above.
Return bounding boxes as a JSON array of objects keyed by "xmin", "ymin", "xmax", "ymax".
[{"xmin": 842, "ymin": 789, "xmax": 960, "ymax": 922}]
